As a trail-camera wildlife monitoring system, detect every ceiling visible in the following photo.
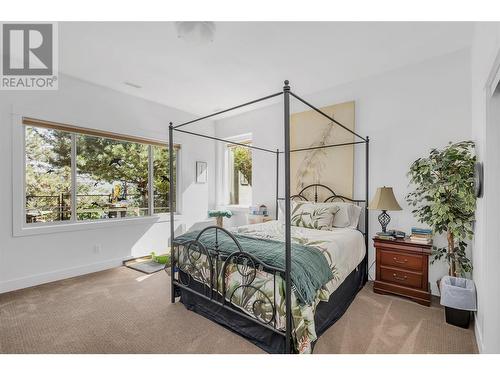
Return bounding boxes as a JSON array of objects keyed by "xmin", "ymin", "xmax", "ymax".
[{"xmin": 59, "ymin": 22, "xmax": 474, "ymax": 116}]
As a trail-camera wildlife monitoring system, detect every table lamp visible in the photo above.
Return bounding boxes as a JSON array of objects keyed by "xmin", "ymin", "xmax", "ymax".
[{"xmin": 368, "ymin": 186, "xmax": 402, "ymax": 233}]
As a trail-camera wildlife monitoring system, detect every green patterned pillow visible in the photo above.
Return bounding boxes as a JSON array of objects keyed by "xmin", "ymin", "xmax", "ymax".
[{"xmin": 290, "ymin": 202, "xmax": 340, "ymax": 230}]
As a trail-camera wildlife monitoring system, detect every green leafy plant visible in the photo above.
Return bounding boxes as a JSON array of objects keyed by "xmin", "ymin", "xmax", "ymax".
[
  {"xmin": 151, "ymin": 251, "xmax": 170, "ymax": 265},
  {"xmin": 232, "ymin": 146, "xmax": 252, "ymax": 185},
  {"xmin": 406, "ymin": 141, "xmax": 476, "ymax": 277}
]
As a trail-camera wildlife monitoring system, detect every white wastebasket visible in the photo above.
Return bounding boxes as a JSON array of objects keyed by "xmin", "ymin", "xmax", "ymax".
[{"xmin": 440, "ymin": 276, "xmax": 476, "ymax": 328}]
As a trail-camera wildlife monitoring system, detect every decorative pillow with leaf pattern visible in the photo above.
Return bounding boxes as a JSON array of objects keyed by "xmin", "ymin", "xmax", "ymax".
[{"xmin": 290, "ymin": 202, "xmax": 340, "ymax": 230}]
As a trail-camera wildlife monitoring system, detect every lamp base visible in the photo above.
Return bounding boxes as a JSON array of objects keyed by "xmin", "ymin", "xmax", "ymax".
[{"xmin": 378, "ymin": 210, "xmax": 391, "ymax": 233}]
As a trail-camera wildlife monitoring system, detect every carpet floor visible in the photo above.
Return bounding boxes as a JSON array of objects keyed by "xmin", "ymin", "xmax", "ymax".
[{"xmin": 0, "ymin": 267, "xmax": 478, "ymax": 354}]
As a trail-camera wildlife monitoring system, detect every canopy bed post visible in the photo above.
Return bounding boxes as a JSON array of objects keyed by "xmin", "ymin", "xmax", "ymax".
[
  {"xmin": 166, "ymin": 81, "xmax": 371, "ymax": 354},
  {"xmin": 364, "ymin": 136, "xmax": 370, "ymax": 284},
  {"xmin": 275, "ymin": 149, "xmax": 279, "ymax": 220},
  {"xmin": 169, "ymin": 122, "xmax": 175, "ymax": 303},
  {"xmin": 283, "ymin": 80, "xmax": 292, "ymax": 354}
]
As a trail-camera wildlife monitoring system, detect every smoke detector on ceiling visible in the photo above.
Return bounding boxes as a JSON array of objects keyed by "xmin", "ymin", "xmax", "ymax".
[{"xmin": 175, "ymin": 22, "xmax": 216, "ymax": 45}]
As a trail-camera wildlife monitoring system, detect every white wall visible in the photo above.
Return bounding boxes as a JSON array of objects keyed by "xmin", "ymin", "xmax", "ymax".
[
  {"xmin": 0, "ymin": 74, "xmax": 216, "ymax": 293},
  {"xmin": 214, "ymin": 49, "xmax": 472, "ymax": 295},
  {"xmin": 215, "ymin": 103, "xmax": 283, "ymax": 227},
  {"xmin": 470, "ymin": 22, "xmax": 500, "ymax": 354}
]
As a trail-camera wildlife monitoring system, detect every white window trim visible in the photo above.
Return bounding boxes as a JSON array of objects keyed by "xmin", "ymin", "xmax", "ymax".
[
  {"xmin": 487, "ymin": 48, "xmax": 500, "ymax": 97},
  {"xmin": 12, "ymin": 113, "xmax": 182, "ymax": 237}
]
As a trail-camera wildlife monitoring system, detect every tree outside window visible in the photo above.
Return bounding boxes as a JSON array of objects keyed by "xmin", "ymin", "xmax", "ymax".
[
  {"xmin": 228, "ymin": 144, "xmax": 252, "ymax": 206},
  {"xmin": 25, "ymin": 127, "xmax": 72, "ymax": 223},
  {"xmin": 24, "ymin": 123, "xmax": 177, "ymax": 224},
  {"xmin": 76, "ymin": 134, "xmax": 150, "ymax": 220}
]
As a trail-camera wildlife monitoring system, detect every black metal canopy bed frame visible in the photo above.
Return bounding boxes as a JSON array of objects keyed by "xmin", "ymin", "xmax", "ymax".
[{"xmin": 168, "ymin": 81, "xmax": 369, "ymax": 354}]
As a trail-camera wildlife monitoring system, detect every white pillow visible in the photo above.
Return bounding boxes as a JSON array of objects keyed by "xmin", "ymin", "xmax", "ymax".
[
  {"xmin": 331, "ymin": 202, "xmax": 362, "ymax": 229},
  {"xmin": 331, "ymin": 203, "xmax": 351, "ymax": 228},
  {"xmin": 348, "ymin": 204, "xmax": 362, "ymax": 229},
  {"xmin": 279, "ymin": 200, "xmax": 361, "ymax": 229}
]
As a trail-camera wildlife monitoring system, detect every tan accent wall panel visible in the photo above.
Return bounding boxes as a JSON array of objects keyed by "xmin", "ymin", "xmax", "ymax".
[{"xmin": 290, "ymin": 101, "xmax": 355, "ymax": 200}]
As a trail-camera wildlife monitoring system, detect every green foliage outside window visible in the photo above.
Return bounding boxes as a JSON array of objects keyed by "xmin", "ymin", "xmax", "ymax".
[
  {"xmin": 25, "ymin": 125, "xmax": 175, "ymax": 223},
  {"xmin": 232, "ymin": 146, "xmax": 252, "ymax": 185},
  {"xmin": 76, "ymin": 134, "xmax": 150, "ymax": 219},
  {"xmin": 25, "ymin": 127, "xmax": 72, "ymax": 222}
]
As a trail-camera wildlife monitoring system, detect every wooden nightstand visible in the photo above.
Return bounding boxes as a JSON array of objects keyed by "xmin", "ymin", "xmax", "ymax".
[{"xmin": 373, "ymin": 237, "xmax": 432, "ymax": 306}]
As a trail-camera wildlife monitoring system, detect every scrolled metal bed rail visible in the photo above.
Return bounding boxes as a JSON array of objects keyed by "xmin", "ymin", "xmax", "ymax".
[{"xmin": 171, "ymin": 225, "xmax": 285, "ymax": 332}]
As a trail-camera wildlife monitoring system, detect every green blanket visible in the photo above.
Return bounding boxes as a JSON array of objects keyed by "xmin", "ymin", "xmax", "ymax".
[{"xmin": 173, "ymin": 229, "xmax": 333, "ymax": 305}]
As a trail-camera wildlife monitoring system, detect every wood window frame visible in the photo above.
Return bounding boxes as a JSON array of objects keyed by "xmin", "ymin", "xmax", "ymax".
[{"xmin": 22, "ymin": 117, "xmax": 180, "ymax": 149}]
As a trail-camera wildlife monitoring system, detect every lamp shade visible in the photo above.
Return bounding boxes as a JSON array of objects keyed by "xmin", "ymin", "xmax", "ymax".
[{"xmin": 368, "ymin": 187, "xmax": 402, "ymax": 211}]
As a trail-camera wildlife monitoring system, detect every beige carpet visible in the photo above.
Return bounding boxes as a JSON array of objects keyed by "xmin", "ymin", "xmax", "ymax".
[{"xmin": 0, "ymin": 267, "xmax": 477, "ymax": 354}]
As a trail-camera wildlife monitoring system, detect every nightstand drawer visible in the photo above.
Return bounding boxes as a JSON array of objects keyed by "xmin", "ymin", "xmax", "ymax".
[
  {"xmin": 380, "ymin": 266, "xmax": 423, "ymax": 289},
  {"xmin": 379, "ymin": 249, "xmax": 423, "ymax": 271}
]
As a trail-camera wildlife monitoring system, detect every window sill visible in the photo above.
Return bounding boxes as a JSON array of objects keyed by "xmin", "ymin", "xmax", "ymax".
[{"xmin": 13, "ymin": 214, "xmax": 182, "ymax": 237}]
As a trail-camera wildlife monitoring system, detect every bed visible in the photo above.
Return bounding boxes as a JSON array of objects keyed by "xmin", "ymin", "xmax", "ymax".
[
  {"xmin": 171, "ymin": 185, "xmax": 367, "ymax": 354},
  {"xmin": 168, "ymin": 81, "xmax": 369, "ymax": 353}
]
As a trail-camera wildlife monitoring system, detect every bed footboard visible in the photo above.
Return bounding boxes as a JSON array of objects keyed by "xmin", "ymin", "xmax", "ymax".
[{"xmin": 170, "ymin": 226, "xmax": 288, "ymax": 338}]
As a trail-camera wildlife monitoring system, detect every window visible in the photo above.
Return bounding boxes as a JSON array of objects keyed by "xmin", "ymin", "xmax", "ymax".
[
  {"xmin": 228, "ymin": 143, "xmax": 252, "ymax": 206},
  {"xmin": 25, "ymin": 126, "xmax": 72, "ymax": 223},
  {"xmin": 23, "ymin": 118, "xmax": 178, "ymax": 225},
  {"xmin": 153, "ymin": 145, "xmax": 176, "ymax": 214},
  {"xmin": 76, "ymin": 134, "xmax": 150, "ymax": 220}
]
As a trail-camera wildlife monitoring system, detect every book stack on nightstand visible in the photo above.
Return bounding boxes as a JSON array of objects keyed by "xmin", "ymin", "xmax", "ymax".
[
  {"xmin": 409, "ymin": 227, "xmax": 433, "ymax": 245},
  {"xmin": 373, "ymin": 237, "xmax": 432, "ymax": 306},
  {"xmin": 375, "ymin": 232, "xmax": 396, "ymax": 241}
]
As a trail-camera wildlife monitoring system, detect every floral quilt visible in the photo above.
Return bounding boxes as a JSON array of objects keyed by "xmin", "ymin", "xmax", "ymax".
[{"xmin": 174, "ymin": 220, "xmax": 365, "ymax": 353}]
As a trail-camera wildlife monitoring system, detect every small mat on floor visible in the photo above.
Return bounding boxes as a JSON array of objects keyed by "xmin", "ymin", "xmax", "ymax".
[{"xmin": 125, "ymin": 260, "xmax": 165, "ymax": 274}]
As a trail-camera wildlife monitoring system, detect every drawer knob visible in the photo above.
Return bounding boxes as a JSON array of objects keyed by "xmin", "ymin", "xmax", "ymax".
[
  {"xmin": 393, "ymin": 257, "xmax": 408, "ymax": 264},
  {"xmin": 393, "ymin": 273, "xmax": 408, "ymax": 281}
]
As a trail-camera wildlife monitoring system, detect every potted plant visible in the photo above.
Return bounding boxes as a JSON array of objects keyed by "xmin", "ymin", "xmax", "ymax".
[
  {"xmin": 406, "ymin": 141, "xmax": 476, "ymax": 277},
  {"xmin": 208, "ymin": 209, "xmax": 233, "ymax": 227},
  {"xmin": 151, "ymin": 251, "xmax": 170, "ymax": 265}
]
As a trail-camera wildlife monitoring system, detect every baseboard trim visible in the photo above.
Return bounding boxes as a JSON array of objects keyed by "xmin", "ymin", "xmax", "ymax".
[
  {"xmin": 474, "ymin": 312, "xmax": 484, "ymax": 353},
  {"xmin": 0, "ymin": 256, "xmax": 132, "ymax": 294}
]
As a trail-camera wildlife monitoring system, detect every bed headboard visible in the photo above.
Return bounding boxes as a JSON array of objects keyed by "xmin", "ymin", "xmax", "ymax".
[{"xmin": 290, "ymin": 183, "xmax": 367, "ymax": 235}]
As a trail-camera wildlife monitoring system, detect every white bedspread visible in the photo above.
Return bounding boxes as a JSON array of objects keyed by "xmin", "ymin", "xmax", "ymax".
[{"xmin": 233, "ymin": 220, "xmax": 366, "ymax": 297}]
